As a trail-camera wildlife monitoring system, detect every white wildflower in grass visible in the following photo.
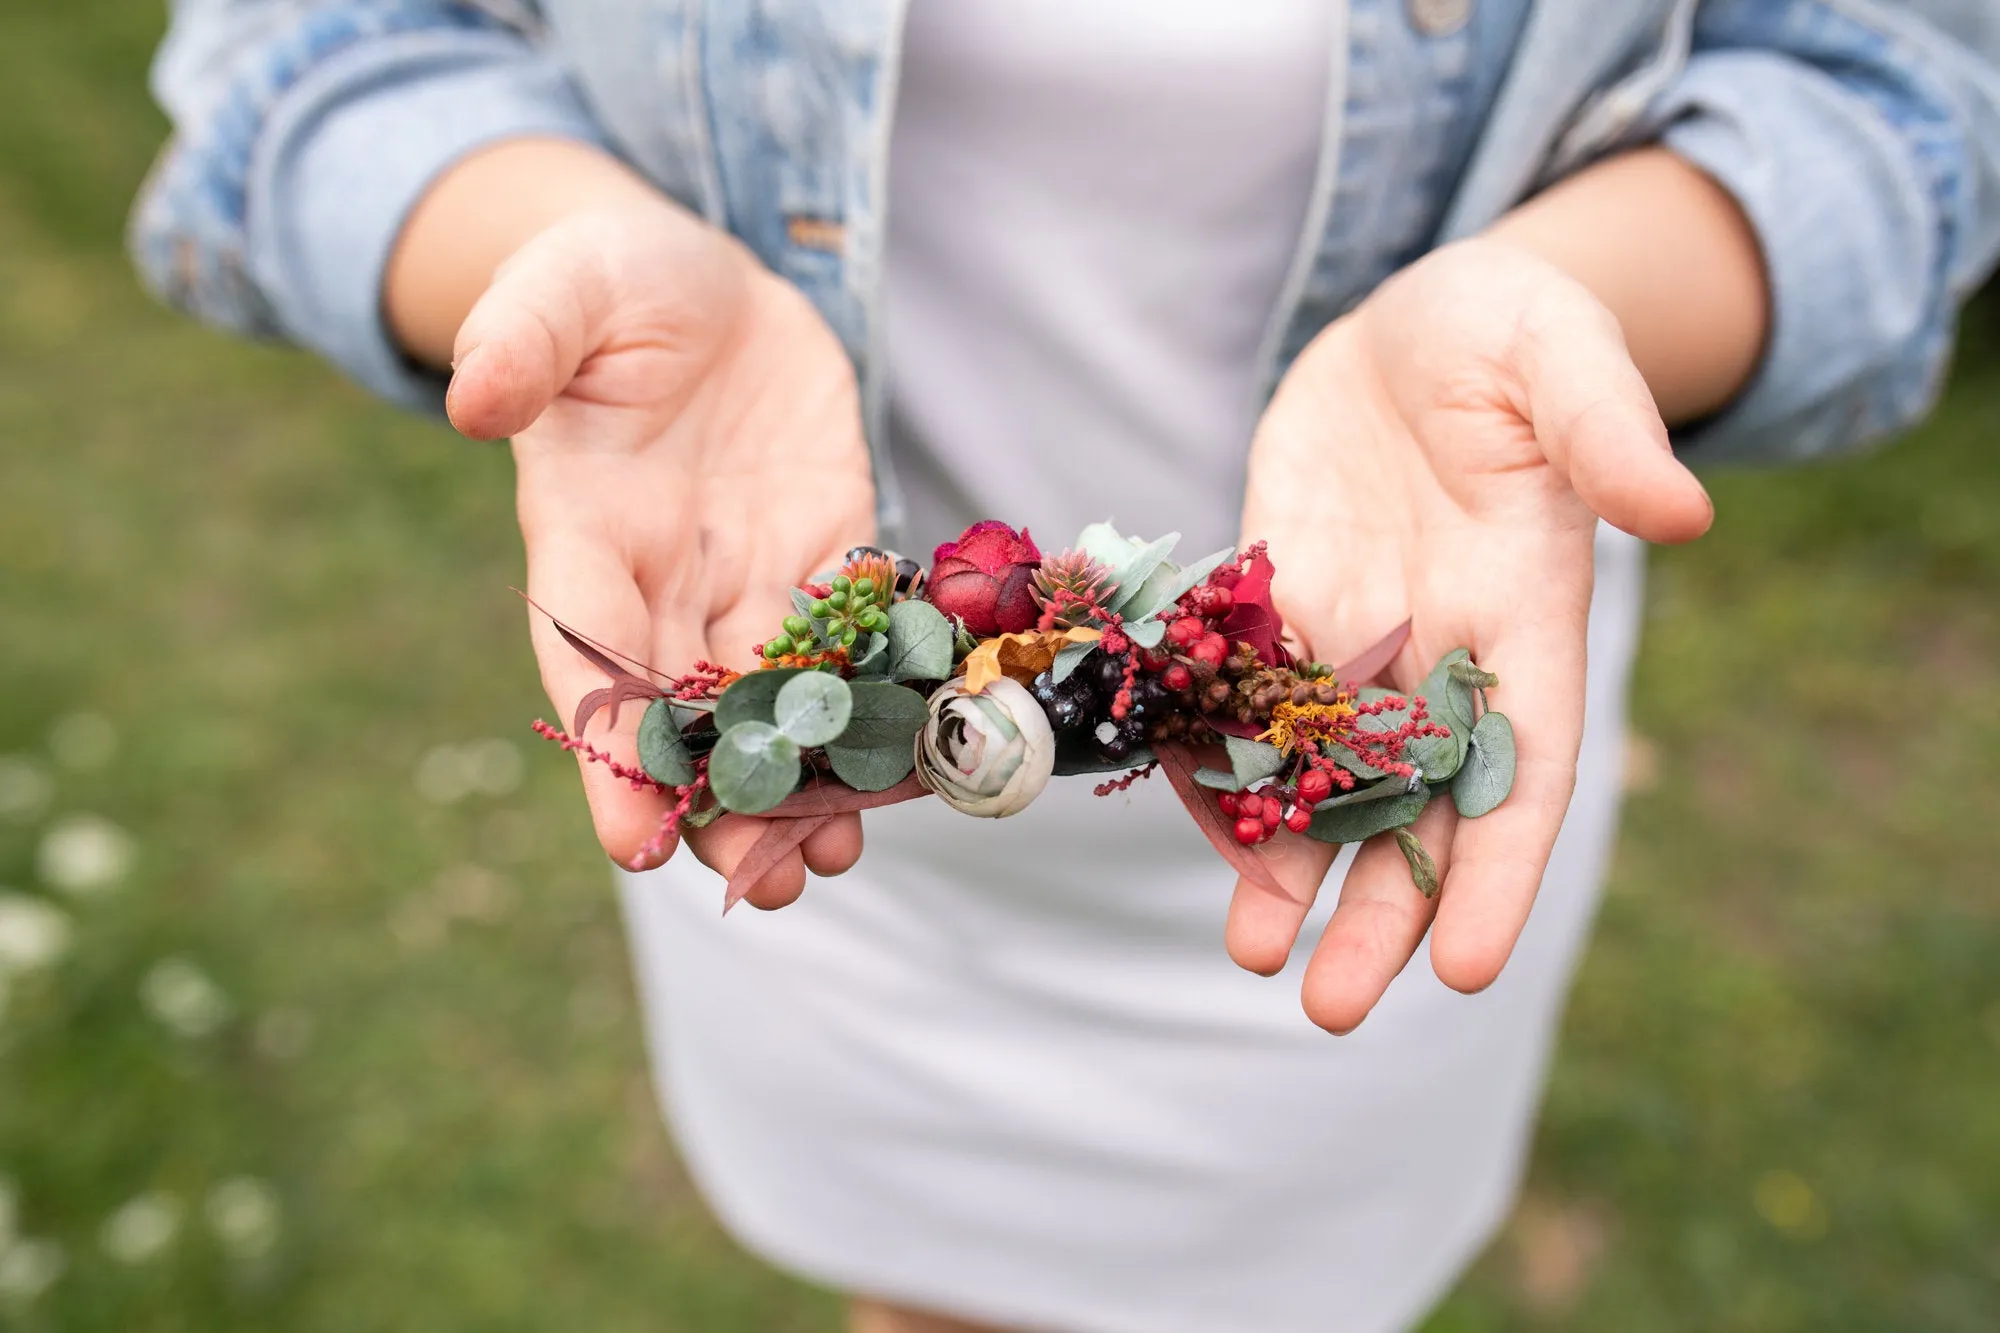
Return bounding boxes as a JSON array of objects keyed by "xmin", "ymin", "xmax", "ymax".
[
  {"xmin": 414, "ymin": 744, "xmax": 472, "ymax": 804},
  {"xmin": 0, "ymin": 1237, "xmax": 65, "ymax": 1303},
  {"xmin": 48, "ymin": 713, "xmax": 117, "ymax": 771},
  {"xmin": 36, "ymin": 814, "xmax": 134, "ymax": 896},
  {"xmin": 462, "ymin": 737, "xmax": 524, "ymax": 796},
  {"xmin": 100, "ymin": 1191, "xmax": 180, "ymax": 1265},
  {"xmin": 0, "ymin": 894, "xmax": 73, "ymax": 974},
  {"xmin": 140, "ymin": 958, "xmax": 231, "ymax": 1040},
  {"xmin": 0, "ymin": 757, "xmax": 53, "ymax": 825},
  {"xmin": 205, "ymin": 1177, "xmax": 281, "ymax": 1259},
  {"xmin": 416, "ymin": 738, "xmax": 524, "ymax": 803}
]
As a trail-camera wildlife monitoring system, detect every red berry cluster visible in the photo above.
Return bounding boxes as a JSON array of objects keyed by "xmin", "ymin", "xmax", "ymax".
[{"xmin": 1218, "ymin": 766, "xmax": 1338, "ymax": 845}]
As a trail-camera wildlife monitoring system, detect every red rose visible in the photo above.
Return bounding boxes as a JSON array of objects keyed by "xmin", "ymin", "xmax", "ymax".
[
  {"xmin": 1214, "ymin": 549, "xmax": 1290, "ymax": 668},
  {"xmin": 925, "ymin": 520, "xmax": 1043, "ymax": 636}
]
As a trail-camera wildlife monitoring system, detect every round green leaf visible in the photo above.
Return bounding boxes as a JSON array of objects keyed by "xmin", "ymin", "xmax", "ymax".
[
  {"xmin": 825, "ymin": 741, "xmax": 916, "ymax": 792},
  {"xmin": 708, "ymin": 722, "xmax": 802, "ymax": 814},
  {"xmin": 1224, "ymin": 735, "xmax": 1287, "ymax": 789},
  {"xmin": 1451, "ymin": 710, "xmax": 1516, "ymax": 818},
  {"xmin": 774, "ymin": 671, "xmax": 853, "ymax": 747},
  {"xmin": 838, "ymin": 681, "xmax": 932, "ymax": 748},
  {"xmin": 714, "ymin": 668, "xmax": 804, "ymax": 733},
  {"xmin": 885, "ymin": 600, "xmax": 954, "ymax": 681},
  {"xmin": 636, "ymin": 698, "xmax": 697, "ymax": 787}
]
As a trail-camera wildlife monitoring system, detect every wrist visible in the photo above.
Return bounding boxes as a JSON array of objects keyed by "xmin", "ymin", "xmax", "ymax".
[{"xmin": 384, "ymin": 137, "xmax": 690, "ymax": 368}]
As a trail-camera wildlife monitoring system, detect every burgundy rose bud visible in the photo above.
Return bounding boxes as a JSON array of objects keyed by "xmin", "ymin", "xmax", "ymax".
[
  {"xmin": 1214, "ymin": 550, "xmax": 1290, "ymax": 668},
  {"xmin": 925, "ymin": 520, "xmax": 1043, "ymax": 636}
]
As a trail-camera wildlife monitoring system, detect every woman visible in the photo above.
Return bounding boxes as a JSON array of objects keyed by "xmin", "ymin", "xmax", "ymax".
[{"xmin": 136, "ymin": 2, "xmax": 2000, "ymax": 1329}]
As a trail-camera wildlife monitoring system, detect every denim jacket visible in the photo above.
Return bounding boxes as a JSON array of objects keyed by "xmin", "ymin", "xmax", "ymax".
[{"xmin": 134, "ymin": 0, "xmax": 2000, "ymax": 536}]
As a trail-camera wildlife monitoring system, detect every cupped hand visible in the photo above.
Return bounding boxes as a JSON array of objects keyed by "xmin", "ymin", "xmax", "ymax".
[
  {"xmin": 448, "ymin": 201, "xmax": 876, "ymax": 906},
  {"xmin": 1235, "ymin": 237, "xmax": 1713, "ymax": 1031}
]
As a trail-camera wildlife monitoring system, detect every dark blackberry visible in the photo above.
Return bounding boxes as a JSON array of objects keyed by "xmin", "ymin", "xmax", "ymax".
[
  {"xmin": 1090, "ymin": 716, "xmax": 1147, "ymax": 763},
  {"xmin": 1092, "ymin": 652, "xmax": 1130, "ymax": 698},
  {"xmin": 1030, "ymin": 671, "xmax": 1092, "ymax": 733}
]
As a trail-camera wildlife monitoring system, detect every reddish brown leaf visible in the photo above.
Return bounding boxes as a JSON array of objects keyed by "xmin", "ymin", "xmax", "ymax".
[
  {"xmin": 1154, "ymin": 743, "xmax": 1302, "ymax": 903},
  {"xmin": 1332, "ymin": 619, "xmax": 1413, "ymax": 687},
  {"xmin": 765, "ymin": 773, "xmax": 932, "ymax": 818},
  {"xmin": 723, "ymin": 816, "xmax": 831, "ymax": 914}
]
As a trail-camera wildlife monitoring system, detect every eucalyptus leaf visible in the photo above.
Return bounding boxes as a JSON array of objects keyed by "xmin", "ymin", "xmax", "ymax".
[
  {"xmin": 1051, "ymin": 639, "xmax": 1098, "ymax": 685},
  {"xmin": 825, "ymin": 741, "xmax": 916, "ymax": 792},
  {"xmin": 1307, "ymin": 782, "xmax": 1431, "ymax": 844},
  {"xmin": 1128, "ymin": 546, "xmax": 1234, "ymax": 621},
  {"xmin": 1447, "ymin": 659, "xmax": 1499, "ymax": 691},
  {"xmin": 1052, "ymin": 739, "xmax": 1156, "ymax": 776},
  {"xmin": 713, "ymin": 668, "xmax": 804, "ymax": 733},
  {"xmin": 885, "ymin": 600, "xmax": 954, "ymax": 681},
  {"xmin": 1395, "ymin": 827, "xmax": 1441, "ymax": 898},
  {"xmin": 1224, "ymin": 734, "xmax": 1287, "ymax": 789},
  {"xmin": 774, "ymin": 671, "xmax": 853, "ymax": 747},
  {"xmin": 1193, "ymin": 766, "xmax": 1241, "ymax": 792},
  {"xmin": 636, "ymin": 699, "xmax": 698, "ymax": 787},
  {"xmin": 1451, "ymin": 710, "xmax": 1516, "ymax": 818},
  {"xmin": 849, "ymin": 631, "xmax": 888, "ymax": 678},
  {"xmin": 1075, "ymin": 521, "xmax": 1140, "ymax": 577},
  {"xmin": 837, "ymin": 681, "xmax": 932, "ymax": 748},
  {"xmin": 708, "ymin": 722, "xmax": 802, "ymax": 814},
  {"xmin": 1419, "ymin": 649, "xmax": 1476, "ymax": 734},
  {"xmin": 790, "ymin": 587, "xmax": 819, "ymax": 622},
  {"xmin": 1104, "ymin": 533, "xmax": 1181, "ymax": 615},
  {"xmin": 1123, "ymin": 619, "xmax": 1167, "ymax": 649},
  {"xmin": 1313, "ymin": 775, "xmax": 1413, "ymax": 810}
]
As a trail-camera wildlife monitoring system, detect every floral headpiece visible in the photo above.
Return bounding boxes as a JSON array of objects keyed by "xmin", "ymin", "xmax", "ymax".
[{"xmin": 537, "ymin": 520, "xmax": 1516, "ymax": 910}]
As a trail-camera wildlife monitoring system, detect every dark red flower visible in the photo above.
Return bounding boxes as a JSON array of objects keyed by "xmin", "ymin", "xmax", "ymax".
[
  {"xmin": 1215, "ymin": 550, "xmax": 1290, "ymax": 668},
  {"xmin": 926, "ymin": 520, "xmax": 1043, "ymax": 636}
]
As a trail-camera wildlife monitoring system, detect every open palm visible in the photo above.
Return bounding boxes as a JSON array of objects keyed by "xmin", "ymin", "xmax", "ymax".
[
  {"xmin": 1234, "ymin": 239, "xmax": 1713, "ymax": 1031},
  {"xmin": 447, "ymin": 204, "xmax": 875, "ymax": 904}
]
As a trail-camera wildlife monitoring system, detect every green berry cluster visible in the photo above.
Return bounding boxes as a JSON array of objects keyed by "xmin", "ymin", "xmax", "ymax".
[{"xmin": 763, "ymin": 573, "xmax": 892, "ymax": 659}]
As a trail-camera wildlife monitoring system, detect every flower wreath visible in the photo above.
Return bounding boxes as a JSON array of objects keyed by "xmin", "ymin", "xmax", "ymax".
[{"xmin": 536, "ymin": 520, "xmax": 1516, "ymax": 910}]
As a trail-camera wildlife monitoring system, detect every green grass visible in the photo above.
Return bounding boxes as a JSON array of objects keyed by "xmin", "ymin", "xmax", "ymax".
[{"xmin": 1, "ymin": 3, "xmax": 1996, "ymax": 1330}]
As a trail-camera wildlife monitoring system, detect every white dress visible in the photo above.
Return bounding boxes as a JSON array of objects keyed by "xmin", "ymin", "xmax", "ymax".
[{"xmin": 622, "ymin": 3, "xmax": 1647, "ymax": 1330}]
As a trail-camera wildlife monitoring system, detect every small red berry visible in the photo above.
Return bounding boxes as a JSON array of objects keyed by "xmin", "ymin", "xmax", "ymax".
[
  {"xmin": 1161, "ymin": 663, "xmax": 1193, "ymax": 693},
  {"xmin": 1167, "ymin": 616, "xmax": 1205, "ymax": 649},
  {"xmin": 1141, "ymin": 648, "xmax": 1172, "ymax": 672},
  {"xmin": 1297, "ymin": 769, "xmax": 1333, "ymax": 806},
  {"xmin": 1285, "ymin": 808, "xmax": 1312, "ymax": 834},
  {"xmin": 1234, "ymin": 816, "xmax": 1264, "ymax": 846},
  {"xmin": 1238, "ymin": 792, "xmax": 1264, "ymax": 820},
  {"xmin": 1217, "ymin": 792, "xmax": 1240, "ymax": 818},
  {"xmin": 1189, "ymin": 635, "xmax": 1228, "ymax": 668},
  {"xmin": 1205, "ymin": 585, "xmax": 1234, "ymax": 615},
  {"xmin": 1261, "ymin": 800, "xmax": 1282, "ymax": 828}
]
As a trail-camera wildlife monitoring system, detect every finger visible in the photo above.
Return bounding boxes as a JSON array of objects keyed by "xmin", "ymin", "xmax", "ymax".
[
  {"xmin": 527, "ymin": 530, "xmax": 703, "ymax": 869},
  {"xmin": 1428, "ymin": 613, "xmax": 1586, "ymax": 993},
  {"xmin": 447, "ymin": 226, "xmax": 617, "ymax": 441},
  {"xmin": 1299, "ymin": 798, "xmax": 1456, "ymax": 1033},
  {"xmin": 802, "ymin": 813, "xmax": 864, "ymax": 878},
  {"xmin": 1514, "ymin": 282, "xmax": 1713, "ymax": 545},
  {"xmin": 1223, "ymin": 832, "xmax": 1342, "ymax": 975}
]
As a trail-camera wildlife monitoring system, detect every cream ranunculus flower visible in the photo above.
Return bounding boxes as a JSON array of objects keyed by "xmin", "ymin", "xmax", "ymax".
[{"xmin": 917, "ymin": 676, "xmax": 1056, "ymax": 818}]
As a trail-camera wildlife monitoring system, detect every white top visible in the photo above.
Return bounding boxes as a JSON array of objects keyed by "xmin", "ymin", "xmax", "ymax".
[
  {"xmin": 623, "ymin": 5, "xmax": 1649, "ymax": 1331},
  {"xmin": 885, "ymin": 0, "xmax": 1334, "ymax": 557}
]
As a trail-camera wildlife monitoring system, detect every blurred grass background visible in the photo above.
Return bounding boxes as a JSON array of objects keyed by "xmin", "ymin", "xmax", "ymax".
[{"xmin": 0, "ymin": 3, "xmax": 1995, "ymax": 1330}]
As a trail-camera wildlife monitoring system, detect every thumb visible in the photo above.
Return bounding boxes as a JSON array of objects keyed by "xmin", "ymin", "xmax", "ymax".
[
  {"xmin": 446, "ymin": 224, "xmax": 614, "ymax": 441},
  {"xmin": 1515, "ymin": 282, "xmax": 1714, "ymax": 546}
]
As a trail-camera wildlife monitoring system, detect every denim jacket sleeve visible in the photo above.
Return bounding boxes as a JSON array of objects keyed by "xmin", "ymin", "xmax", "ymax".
[
  {"xmin": 131, "ymin": 1, "xmax": 607, "ymax": 408},
  {"xmin": 1642, "ymin": 1, "xmax": 2000, "ymax": 462}
]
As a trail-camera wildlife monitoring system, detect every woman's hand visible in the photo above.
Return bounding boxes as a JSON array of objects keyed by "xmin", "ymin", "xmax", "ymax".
[
  {"xmin": 1236, "ymin": 236, "xmax": 1715, "ymax": 1031},
  {"xmin": 445, "ymin": 199, "xmax": 876, "ymax": 907}
]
